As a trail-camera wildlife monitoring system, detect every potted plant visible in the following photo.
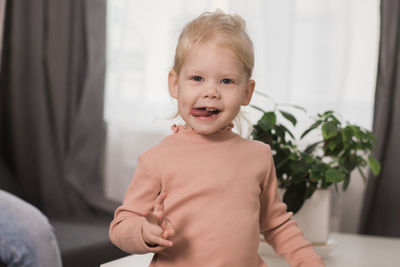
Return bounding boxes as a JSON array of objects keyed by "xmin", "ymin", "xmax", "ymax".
[{"xmin": 250, "ymin": 93, "xmax": 380, "ymax": 245}]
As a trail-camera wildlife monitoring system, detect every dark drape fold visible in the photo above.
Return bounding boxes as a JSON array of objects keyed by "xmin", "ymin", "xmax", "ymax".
[
  {"xmin": 360, "ymin": 0, "xmax": 400, "ymax": 237},
  {"xmin": 0, "ymin": 0, "xmax": 117, "ymax": 218}
]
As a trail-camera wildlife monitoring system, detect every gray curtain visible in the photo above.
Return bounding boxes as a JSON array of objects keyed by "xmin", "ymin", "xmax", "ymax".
[
  {"xmin": 0, "ymin": 0, "xmax": 117, "ymax": 218},
  {"xmin": 359, "ymin": 0, "xmax": 400, "ymax": 237}
]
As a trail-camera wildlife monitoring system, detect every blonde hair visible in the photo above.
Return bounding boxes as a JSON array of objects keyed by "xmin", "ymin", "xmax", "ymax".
[
  {"xmin": 172, "ymin": 10, "xmax": 254, "ymax": 78},
  {"xmin": 170, "ymin": 10, "xmax": 255, "ymax": 136}
]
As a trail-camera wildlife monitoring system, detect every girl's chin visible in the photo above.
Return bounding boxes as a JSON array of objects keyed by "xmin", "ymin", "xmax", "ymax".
[
  {"xmin": 189, "ymin": 123, "xmax": 231, "ymax": 135},
  {"xmin": 183, "ymin": 113, "xmax": 233, "ymax": 134}
]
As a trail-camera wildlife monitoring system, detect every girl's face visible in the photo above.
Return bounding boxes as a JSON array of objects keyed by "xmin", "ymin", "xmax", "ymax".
[{"xmin": 168, "ymin": 40, "xmax": 255, "ymax": 135}]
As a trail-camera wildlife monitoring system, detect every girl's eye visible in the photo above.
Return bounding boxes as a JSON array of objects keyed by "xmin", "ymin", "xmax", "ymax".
[
  {"xmin": 192, "ymin": 76, "xmax": 203, "ymax": 82},
  {"xmin": 221, "ymin": 79, "xmax": 233, "ymax": 85}
]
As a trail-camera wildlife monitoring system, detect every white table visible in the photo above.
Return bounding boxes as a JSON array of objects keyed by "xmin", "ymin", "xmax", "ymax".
[{"xmin": 101, "ymin": 232, "xmax": 400, "ymax": 267}]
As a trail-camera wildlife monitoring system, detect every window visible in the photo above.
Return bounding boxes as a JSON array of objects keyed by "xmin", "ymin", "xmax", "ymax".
[{"xmin": 104, "ymin": 0, "xmax": 379, "ymax": 205}]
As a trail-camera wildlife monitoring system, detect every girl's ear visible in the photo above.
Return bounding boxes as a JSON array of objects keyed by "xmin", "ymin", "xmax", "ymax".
[
  {"xmin": 168, "ymin": 71, "xmax": 178, "ymax": 99},
  {"xmin": 241, "ymin": 79, "xmax": 255, "ymax": 106}
]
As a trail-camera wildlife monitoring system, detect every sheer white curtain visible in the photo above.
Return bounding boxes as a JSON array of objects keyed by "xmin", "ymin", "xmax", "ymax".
[{"xmin": 104, "ymin": 0, "xmax": 379, "ymax": 233}]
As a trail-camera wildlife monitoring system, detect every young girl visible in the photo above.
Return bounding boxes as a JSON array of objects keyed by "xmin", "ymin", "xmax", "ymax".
[{"xmin": 109, "ymin": 10, "xmax": 324, "ymax": 267}]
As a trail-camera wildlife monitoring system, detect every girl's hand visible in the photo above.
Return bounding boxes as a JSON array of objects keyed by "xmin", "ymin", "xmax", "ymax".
[{"xmin": 141, "ymin": 192, "xmax": 175, "ymax": 251}]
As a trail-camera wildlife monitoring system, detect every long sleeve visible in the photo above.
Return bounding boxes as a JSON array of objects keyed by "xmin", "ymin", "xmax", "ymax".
[
  {"xmin": 109, "ymin": 156, "xmax": 162, "ymax": 254},
  {"xmin": 260, "ymin": 146, "xmax": 324, "ymax": 267}
]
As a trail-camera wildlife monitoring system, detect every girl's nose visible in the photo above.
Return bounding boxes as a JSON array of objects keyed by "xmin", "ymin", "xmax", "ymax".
[{"xmin": 202, "ymin": 85, "xmax": 221, "ymax": 99}]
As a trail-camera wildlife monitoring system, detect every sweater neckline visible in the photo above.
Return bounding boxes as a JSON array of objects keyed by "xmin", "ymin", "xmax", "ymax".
[{"xmin": 169, "ymin": 123, "xmax": 238, "ymax": 143}]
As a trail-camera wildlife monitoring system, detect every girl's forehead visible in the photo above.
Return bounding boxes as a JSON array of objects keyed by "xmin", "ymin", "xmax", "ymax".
[
  {"xmin": 191, "ymin": 36, "xmax": 233, "ymax": 53},
  {"xmin": 187, "ymin": 41, "xmax": 241, "ymax": 64},
  {"xmin": 176, "ymin": 35, "xmax": 250, "ymax": 77}
]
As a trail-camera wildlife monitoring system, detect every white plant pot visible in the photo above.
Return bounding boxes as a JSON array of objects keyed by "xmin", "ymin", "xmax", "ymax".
[{"xmin": 286, "ymin": 189, "xmax": 331, "ymax": 244}]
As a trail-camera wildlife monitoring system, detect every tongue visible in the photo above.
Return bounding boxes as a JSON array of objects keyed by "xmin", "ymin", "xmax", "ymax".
[{"xmin": 190, "ymin": 108, "xmax": 213, "ymax": 117}]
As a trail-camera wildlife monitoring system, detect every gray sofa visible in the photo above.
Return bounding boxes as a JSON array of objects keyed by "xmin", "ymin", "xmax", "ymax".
[{"xmin": 51, "ymin": 218, "xmax": 128, "ymax": 267}]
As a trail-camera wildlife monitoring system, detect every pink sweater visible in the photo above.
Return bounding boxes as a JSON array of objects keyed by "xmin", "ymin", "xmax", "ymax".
[{"xmin": 109, "ymin": 125, "xmax": 324, "ymax": 267}]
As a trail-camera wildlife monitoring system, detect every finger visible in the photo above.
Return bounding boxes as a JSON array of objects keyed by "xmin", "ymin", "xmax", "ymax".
[
  {"xmin": 146, "ymin": 233, "xmax": 173, "ymax": 247},
  {"xmin": 145, "ymin": 210, "xmax": 166, "ymax": 229},
  {"xmin": 165, "ymin": 218, "xmax": 176, "ymax": 236},
  {"xmin": 163, "ymin": 229, "xmax": 170, "ymax": 239},
  {"xmin": 151, "ymin": 245, "xmax": 171, "ymax": 253},
  {"xmin": 163, "ymin": 230, "xmax": 167, "ymax": 239},
  {"xmin": 155, "ymin": 193, "xmax": 168, "ymax": 225},
  {"xmin": 143, "ymin": 221, "xmax": 164, "ymax": 237},
  {"xmin": 143, "ymin": 210, "xmax": 158, "ymax": 224},
  {"xmin": 145, "ymin": 214, "xmax": 166, "ymax": 232},
  {"xmin": 145, "ymin": 193, "xmax": 168, "ymax": 225},
  {"xmin": 154, "ymin": 192, "xmax": 167, "ymax": 213},
  {"xmin": 159, "ymin": 216, "xmax": 167, "ymax": 230},
  {"xmin": 164, "ymin": 226, "xmax": 175, "ymax": 238},
  {"xmin": 162, "ymin": 218, "xmax": 176, "ymax": 239}
]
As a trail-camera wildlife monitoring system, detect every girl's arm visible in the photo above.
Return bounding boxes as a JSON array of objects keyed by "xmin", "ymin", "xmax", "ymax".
[
  {"xmin": 109, "ymin": 156, "xmax": 169, "ymax": 254},
  {"xmin": 259, "ymin": 146, "xmax": 325, "ymax": 267}
]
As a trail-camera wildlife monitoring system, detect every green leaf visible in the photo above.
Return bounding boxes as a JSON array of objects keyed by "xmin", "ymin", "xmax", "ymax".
[
  {"xmin": 301, "ymin": 120, "xmax": 322, "ymax": 139},
  {"xmin": 310, "ymin": 171, "xmax": 322, "ymax": 182},
  {"xmin": 259, "ymin": 120, "xmax": 273, "ymax": 131},
  {"xmin": 368, "ymin": 155, "xmax": 381, "ymax": 176},
  {"xmin": 325, "ymin": 168, "xmax": 345, "ymax": 183},
  {"xmin": 289, "ymin": 152, "xmax": 299, "ymax": 161},
  {"xmin": 357, "ymin": 166, "xmax": 367, "ymax": 183},
  {"xmin": 279, "ymin": 110, "xmax": 297, "ymax": 126},
  {"xmin": 262, "ymin": 112, "xmax": 276, "ymax": 124},
  {"xmin": 342, "ymin": 175, "xmax": 351, "ymax": 191},
  {"xmin": 304, "ymin": 141, "xmax": 322, "ymax": 154},
  {"xmin": 322, "ymin": 122, "xmax": 338, "ymax": 139},
  {"xmin": 328, "ymin": 114, "xmax": 341, "ymax": 124},
  {"xmin": 251, "ymin": 126, "xmax": 273, "ymax": 145},
  {"xmin": 275, "ymin": 156, "xmax": 290, "ymax": 169},
  {"xmin": 312, "ymin": 162, "xmax": 329, "ymax": 174},
  {"xmin": 328, "ymin": 138, "xmax": 338, "ymax": 151},
  {"xmin": 349, "ymin": 125, "xmax": 362, "ymax": 138},
  {"xmin": 258, "ymin": 112, "xmax": 277, "ymax": 131},
  {"xmin": 341, "ymin": 126, "xmax": 353, "ymax": 148},
  {"xmin": 323, "ymin": 110, "xmax": 334, "ymax": 117},
  {"xmin": 291, "ymin": 105, "xmax": 307, "ymax": 113},
  {"xmin": 278, "ymin": 124, "xmax": 295, "ymax": 139},
  {"xmin": 365, "ymin": 131, "xmax": 376, "ymax": 142},
  {"xmin": 303, "ymin": 154, "xmax": 314, "ymax": 164},
  {"xmin": 275, "ymin": 125, "xmax": 286, "ymax": 140},
  {"xmin": 341, "ymin": 154, "xmax": 361, "ymax": 173},
  {"xmin": 289, "ymin": 161, "xmax": 307, "ymax": 173}
]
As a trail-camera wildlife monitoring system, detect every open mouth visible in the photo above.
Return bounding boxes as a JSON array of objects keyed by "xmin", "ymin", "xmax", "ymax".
[{"xmin": 189, "ymin": 107, "xmax": 221, "ymax": 117}]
